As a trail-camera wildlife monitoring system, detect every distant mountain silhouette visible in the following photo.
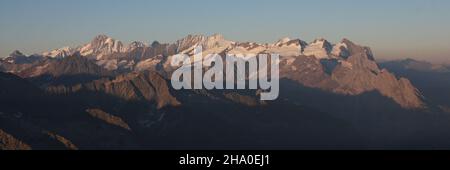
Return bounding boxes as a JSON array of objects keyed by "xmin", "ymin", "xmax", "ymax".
[{"xmin": 380, "ymin": 59, "xmax": 450, "ymax": 113}]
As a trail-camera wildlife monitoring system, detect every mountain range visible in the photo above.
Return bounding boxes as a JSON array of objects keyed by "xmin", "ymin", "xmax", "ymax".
[
  {"xmin": 1, "ymin": 34, "xmax": 424, "ymax": 108},
  {"xmin": 1, "ymin": 34, "xmax": 450, "ymax": 149}
]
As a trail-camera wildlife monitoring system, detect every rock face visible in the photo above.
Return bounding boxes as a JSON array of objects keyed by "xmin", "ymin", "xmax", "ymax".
[
  {"xmin": 43, "ymin": 131, "xmax": 78, "ymax": 150},
  {"xmin": 0, "ymin": 129, "xmax": 32, "ymax": 150},
  {"xmin": 379, "ymin": 58, "xmax": 450, "ymax": 112},
  {"xmin": 79, "ymin": 35, "xmax": 125, "ymax": 59},
  {"xmin": 280, "ymin": 39, "xmax": 424, "ymax": 109},
  {"xmin": 86, "ymin": 109, "xmax": 131, "ymax": 131},
  {"xmin": 331, "ymin": 42, "xmax": 350, "ymax": 58},
  {"xmin": 47, "ymin": 71, "xmax": 180, "ymax": 109}
]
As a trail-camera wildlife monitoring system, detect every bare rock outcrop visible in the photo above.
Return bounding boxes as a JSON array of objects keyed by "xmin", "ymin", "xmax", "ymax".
[
  {"xmin": 86, "ymin": 109, "xmax": 131, "ymax": 131},
  {"xmin": 280, "ymin": 39, "xmax": 424, "ymax": 109},
  {"xmin": 0, "ymin": 129, "xmax": 32, "ymax": 150},
  {"xmin": 47, "ymin": 71, "xmax": 180, "ymax": 109}
]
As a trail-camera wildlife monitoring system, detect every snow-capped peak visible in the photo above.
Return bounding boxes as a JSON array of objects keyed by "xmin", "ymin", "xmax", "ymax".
[
  {"xmin": 78, "ymin": 34, "xmax": 125, "ymax": 59},
  {"xmin": 175, "ymin": 34, "xmax": 234, "ymax": 53},
  {"xmin": 175, "ymin": 34, "xmax": 206, "ymax": 52},
  {"xmin": 331, "ymin": 42, "xmax": 350, "ymax": 58},
  {"xmin": 275, "ymin": 37, "xmax": 291, "ymax": 46},
  {"xmin": 310, "ymin": 38, "xmax": 331, "ymax": 46},
  {"xmin": 303, "ymin": 38, "xmax": 333, "ymax": 59},
  {"xmin": 203, "ymin": 33, "xmax": 234, "ymax": 49},
  {"xmin": 42, "ymin": 46, "xmax": 75, "ymax": 58}
]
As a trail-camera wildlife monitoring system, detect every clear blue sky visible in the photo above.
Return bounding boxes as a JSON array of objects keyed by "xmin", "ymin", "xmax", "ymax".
[{"xmin": 1, "ymin": 0, "xmax": 449, "ymax": 62}]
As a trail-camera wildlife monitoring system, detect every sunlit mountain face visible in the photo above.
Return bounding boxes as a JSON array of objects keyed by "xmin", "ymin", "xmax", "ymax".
[{"xmin": 1, "ymin": 34, "xmax": 450, "ymax": 150}]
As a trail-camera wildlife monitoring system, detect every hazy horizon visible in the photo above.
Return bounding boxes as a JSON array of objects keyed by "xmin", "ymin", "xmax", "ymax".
[{"xmin": 1, "ymin": 0, "xmax": 449, "ymax": 63}]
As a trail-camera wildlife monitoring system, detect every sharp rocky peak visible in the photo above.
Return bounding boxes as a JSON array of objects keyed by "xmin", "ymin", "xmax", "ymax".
[
  {"xmin": 78, "ymin": 34, "xmax": 125, "ymax": 59},
  {"xmin": 339, "ymin": 38, "xmax": 374, "ymax": 60},
  {"xmin": 92, "ymin": 34, "xmax": 112, "ymax": 42},
  {"xmin": 89, "ymin": 34, "xmax": 122, "ymax": 46}
]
